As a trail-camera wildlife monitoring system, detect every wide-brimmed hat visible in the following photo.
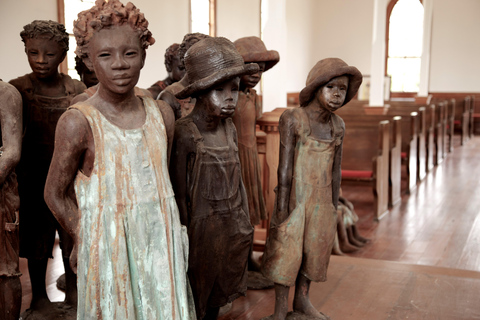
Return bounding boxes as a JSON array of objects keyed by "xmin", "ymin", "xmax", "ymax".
[
  {"xmin": 176, "ymin": 37, "xmax": 259, "ymax": 99},
  {"xmin": 233, "ymin": 36, "xmax": 280, "ymax": 72},
  {"xmin": 299, "ymin": 58, "xmax": 362, "ymax": 106}
]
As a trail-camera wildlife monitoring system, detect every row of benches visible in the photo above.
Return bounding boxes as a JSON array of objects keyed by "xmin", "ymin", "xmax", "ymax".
[{"xmin": 255, "ymin": 96, "xmax": 475, "ymax": 229}]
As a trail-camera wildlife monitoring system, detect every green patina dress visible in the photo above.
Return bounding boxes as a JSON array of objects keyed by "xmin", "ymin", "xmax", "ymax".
[
  {"xmin": 72, "ymin": 96, "xmax": 195, "ymax": 319},
  {"xmin": 262, "ymin": 107, "xmax": 343, "ymax": 287}
]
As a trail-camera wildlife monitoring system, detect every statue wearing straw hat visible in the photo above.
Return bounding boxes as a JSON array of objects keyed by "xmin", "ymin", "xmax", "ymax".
[
  {"xmin": 261, "ymin": 58, "xmax": 362, "ymax": 320},
  {"xmin": 170, "ymin": 37, "xmax": 258, "ymax": 320}
]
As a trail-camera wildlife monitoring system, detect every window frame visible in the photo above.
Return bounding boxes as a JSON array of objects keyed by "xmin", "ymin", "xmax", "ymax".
[{"xmin": 385, "ymin": 0, "xmax": 423, "ymax": 97}]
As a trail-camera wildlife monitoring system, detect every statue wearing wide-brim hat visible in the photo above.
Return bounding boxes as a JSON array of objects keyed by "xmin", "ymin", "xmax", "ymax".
[
  {"xmin": 176, "ymin": 37, "xmax": 259, "ymax": 100},
  {"xmin": 299, "ymin": 57, "xmax": 362, "ymax": 107},
  {"xmin": 261, "ymin": 58, "xmax": 362, "ymax": 320},
  {"xmin": 170, "ymin": 36, "xmax": 256, "ymax": 319},
  {"xmin": 233, "ymin": 36, "xmax": 280, "ymax": 72}
]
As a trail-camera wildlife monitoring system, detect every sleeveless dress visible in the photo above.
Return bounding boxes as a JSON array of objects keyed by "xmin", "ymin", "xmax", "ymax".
[
  {"xmin": 262, "ymin": 108, "xmax": 343, "ymax": 287},
  {"xmin": 72, "ymin": 96, "xmax": 195, "ymax": 319},
  {"xmin": 232, "ymin": 89, "xmax": 267, "ymax": 225},
  {"xmin": 175, "ymin": 117, "xmax": 253, "ymax": 319}
]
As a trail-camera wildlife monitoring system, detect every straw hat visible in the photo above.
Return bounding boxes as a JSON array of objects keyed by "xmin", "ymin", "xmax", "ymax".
[
  {"xmin": 233, "ymin": 36, "xmax": 280, "ymax": 72},
  {"xmin": 299, "ymin": 58, "xmax": 362, "ymax": 106},
  {"xmin": 176, "ymin": 37, "xmax": 259, "ymax": 99}
]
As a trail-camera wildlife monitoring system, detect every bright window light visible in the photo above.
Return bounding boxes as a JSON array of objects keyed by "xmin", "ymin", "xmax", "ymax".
[
  {"xmin": 191, "ymin": 0, "xmax": 210, "ymax": 35},
  {"xmin": 64, "ymin": 0, "xmax": 96, "ymax": 80},
  {"xmin": 387, "ymin": 0, "xmax": 424, "ymax": 92}
]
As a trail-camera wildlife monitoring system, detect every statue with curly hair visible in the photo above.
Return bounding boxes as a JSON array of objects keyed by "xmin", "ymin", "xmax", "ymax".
[
  {"xmin": 158, "ymin": 33, "xmax": 210, "ymax": 119},
  {"xmin": 9, "ymin": 19, "xmax": 86, "ymax": 317},
  {"xmin": 147, "ymin": 43, "xmax": 185, "ymax": 99},
  {"xmin": 44, "ymin": 1, "xmax": 196, "ymax": 319}
]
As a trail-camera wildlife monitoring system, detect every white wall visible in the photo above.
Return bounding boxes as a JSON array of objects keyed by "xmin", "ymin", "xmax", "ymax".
[
  {"xmin": 0, "ymin": 0, "xmax": 58, "ymax": 82},
  {"xmin": 429, "ymin": 0, "xmax": 480, "ymax": 92},
  {"xmin": 216, "ymin": 0, "xmax": 261, "ymax": 41},
  {"xmin": 285, "ymin": 0, "xmax": 374, "ymax": 94},
  {"xmin": 133, "ymin": 0, "xmax": 190, "ymax": 88},
  {"xmin": 285, "ymin": 0, "xmax": 316, "ymax": 93}
]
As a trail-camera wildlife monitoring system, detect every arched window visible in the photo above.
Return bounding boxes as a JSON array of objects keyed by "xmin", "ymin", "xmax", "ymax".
[
  {"xmin": 386, "ymin": 0, "xmax": 424, "ymax": 96},
  {"xmin": 190, "ymin": 0, "xmax": 216, "ymax": 36}
]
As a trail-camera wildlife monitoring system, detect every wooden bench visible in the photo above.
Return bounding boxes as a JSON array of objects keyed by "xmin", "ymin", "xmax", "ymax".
[
  {"xmin": 454, "ymin": 96, "xmax": 470, "ymax": 145},
  {"xmin": 340, "ymin": 101, "xmax": 427, "ymax": 185},
  {"xmin": 341, "ymin": 120, "xmax": 390, "ymax": 220},
  {"xmin": 338, "ymin": 107, "xmax": 418, "ymax": 196},
  {"xmin": 341, "ymin": 116, "xmax": 402, "ymax": 207}
]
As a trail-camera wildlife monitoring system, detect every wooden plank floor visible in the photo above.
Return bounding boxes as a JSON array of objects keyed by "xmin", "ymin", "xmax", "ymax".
[{"xmin": 19, "ymin": 135, "xmax": 480, "ymax": 319}]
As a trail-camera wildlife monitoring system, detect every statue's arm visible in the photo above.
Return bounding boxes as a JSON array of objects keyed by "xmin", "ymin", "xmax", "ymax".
[
  {"xmin": 44, "ymin": 109, "xmax": 90, "ymax": 258},
  {"xmin": 274, "ymin": 110, "xmax": 297, "ymax": 224},
  {"xmin": 169, "ymin": 124, "xmax": 193, "ymax": 226},
  {"xmin": 156, "ymin": 100, "xmax": 176, "ymax": 164},
  {"xmin": 332, "ymin": 123, "xmax": 344, "ymax": 210},
  {"xmin": 0, "ymin": 83, "xmax": 22, "ymax": 185}
]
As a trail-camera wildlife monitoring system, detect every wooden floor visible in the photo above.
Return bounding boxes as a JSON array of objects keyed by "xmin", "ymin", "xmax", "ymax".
[{"xmin": 19, "ymin": 135, "xmax": 480, "ymax": 319}]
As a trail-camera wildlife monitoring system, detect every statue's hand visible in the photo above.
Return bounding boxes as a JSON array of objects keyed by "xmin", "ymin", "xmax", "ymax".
[{"xmin": 70, "ymin": 242, "xmax": 78, "ymax": 274}]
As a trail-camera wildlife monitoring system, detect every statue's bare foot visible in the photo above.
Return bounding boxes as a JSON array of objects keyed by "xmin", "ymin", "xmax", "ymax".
[
  {"xmin": 339, "ymin": 241, "xmax": 360, "ymax": 253},
  {"xmin": 293, "ymin": 296, "xmax": 324, "ymax": 319},
  {"xmin": 29, "ymin": 297, "xmax": 53, "ymax": 311}
]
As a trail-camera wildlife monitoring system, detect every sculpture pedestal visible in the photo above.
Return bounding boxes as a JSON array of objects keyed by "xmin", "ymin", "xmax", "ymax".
[
  {"xmin": 261, "ymin": 311, "xmax": 331, "ymax": 320},
  {"xmin": 20, "ymin": 302, "xmax": 75, "ymax": 320}
]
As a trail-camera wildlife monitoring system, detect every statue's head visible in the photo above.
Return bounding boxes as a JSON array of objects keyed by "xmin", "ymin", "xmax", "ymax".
[{"xmin": 299, "ymin": 58, "xmax": 362, "ymax": 108}]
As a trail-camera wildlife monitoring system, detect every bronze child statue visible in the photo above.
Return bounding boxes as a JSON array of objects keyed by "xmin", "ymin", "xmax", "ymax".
[
  {"xmin": 170, "ymin": 37, "xmax": 258, "ymax": 319},
  {"xmin": 261, "ymin": 58, "xmax": 362, "ymax": 320},
  {"xmin": 0, "ymin": 80, "xmax": 23, "ymax": 320},
  {"xmin": 158, "ymin": 33, "xmax": 210, "ymax": 119},
  {"xmin": 233, "ymin": 36, "xmax": 279, "ymax": 229},
  {"xmin": 147, "ymin": 43, "xmax": 185, "ymax": 99},
  {"xmin": 44, "ymin": 0, "xmax": 195, "ymax": 318},
  {"xmin": 9, "ymin": 19, "xmax": 86, "ymax": 314},
  {"xmin": 75, "ymin": 55, "xmax": 99, "ymax": 88}
]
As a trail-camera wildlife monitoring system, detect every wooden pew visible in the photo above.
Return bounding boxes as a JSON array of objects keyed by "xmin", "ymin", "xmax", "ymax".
[
  {"xmin": 340, "ymin": 101, "xmax": 426, "ymax": 185},
  {"xmin": 433, "ymin": 101, "xmax": 447, "ymax": 165},
  {"xmin": 384, "ymin": 102, "xmax": 437, "ymax": 174},
  {"xmin": 454, "ymin": 96, "xmax": 470, "ymax": 145},
  {"xmin": 446, "ymin": 99, "xmax": 456, "ymax": 153},
  {"xmin": 339, "ymin": 108, "xmax": 417, "ymax": 196},
  {"xmin": 341, "ymin": 116, "xmax": 402, "ymax": 207},
  {"xmin": 468, "ymin": 95, "xmax": 475, "ymax": 139},
  {"xmin": 341, "ymin": 120, "xmax": 390, "ymax": 220}
]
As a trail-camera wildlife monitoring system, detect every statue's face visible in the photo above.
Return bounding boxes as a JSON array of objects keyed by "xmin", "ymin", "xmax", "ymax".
[
  {"xmin": 87, "ymin": 24, "xmax": 145, "ymax": 95},
  {"xmin": 201, "ymin": 77, "xmax": 240, "ymax": 119},
  {"xmin": 25, "ymin": 35, "xmax": 65, "ymax": 79},
  {"xmin": 316, "ymin": 75, "xmax": 349, "ymax": 112},
  {"xmin": 170, "ymin": 55, "xmax": 185, "ymax": 82},
  {"xmin": 81, "ymin": 67, "xmax": 98, "ymax": 88},
  {"xmin": 240, "ymin": 62, "xmax": 265, "ymax": 89}
]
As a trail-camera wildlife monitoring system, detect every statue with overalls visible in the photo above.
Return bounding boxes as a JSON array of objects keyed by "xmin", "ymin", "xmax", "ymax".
[{"xmin": 261, "ymin": 58, "xmax": 362, "ymax": 320}]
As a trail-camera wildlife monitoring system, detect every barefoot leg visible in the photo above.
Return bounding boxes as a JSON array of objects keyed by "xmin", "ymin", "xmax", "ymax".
[
  {"xmin": 337, "ymin": 216, "xmax": 360, "ymax": 253},
  {"xmin": 292, "ymin": 273, "xmax": 322, "ymax": 318},
  {"xmin": 352, "ymin": 225, "xmax": 370, "ymax": 243},
  {"xmin": 28, "ymin": 257, "xmax": 52, "ymax": 310},
  {"xmin": 272, "ymin": 283, "xmax": 289, "ymax": 320},
  {"xmin": 346, "ymin": 227, "xmax": 366, "ymax": 247},
  {"xmin": 0, "ymin": 276, "xmax": 22, "ymax": 320}
]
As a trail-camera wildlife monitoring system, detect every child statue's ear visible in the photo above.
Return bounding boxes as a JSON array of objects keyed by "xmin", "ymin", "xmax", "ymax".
[
  {"xmin": 83, "ymin": 56, "xmax": 94, "ymax": 72},
  {"xmin": 141, "ymin": 49, "xmax": 146, "ymax": 68}
]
